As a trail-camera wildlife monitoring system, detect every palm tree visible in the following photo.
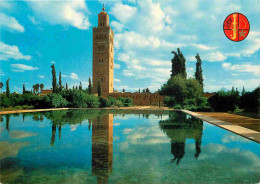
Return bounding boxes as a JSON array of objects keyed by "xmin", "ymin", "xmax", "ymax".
[
  {"xmin": 32, "ymin": 85, "xmax": 36, "ymax": 94},
  {"xmin": 36, "ymin": 83, "xmax": 40, "ymax": 94},
  {"xmin": 0, "ymin": 82, "xmax": 3, "ymax": 93},
  {"xmin": 40, "ymin": 83, "xmax": 44, "ymax": 92}
]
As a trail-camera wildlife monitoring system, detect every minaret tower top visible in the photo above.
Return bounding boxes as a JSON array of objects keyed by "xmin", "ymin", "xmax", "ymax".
[{"xmin": 98, "ymin": 4, "xmax": 109, "ymax": 27}]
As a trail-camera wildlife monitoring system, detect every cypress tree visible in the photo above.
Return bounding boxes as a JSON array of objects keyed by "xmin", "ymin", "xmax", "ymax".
[
  {"xmin": 59, "ymin": 71, "xmax": 62, "ymax": 92},
  {"xmin": 76, "ymin": 86, "xmax": 78, "ymax": 90},
  {"xmin": 98, "ymin": 80, "xmax": 102, "ymax": 96},
  {"xmin": 66, "ymin": 83, "xmax": 68, "ymax": 90},
  {"xmin": 171, "ymin": 48, "xmax": 187, "ymax": 78},
  {"xmin": 73, "ymin": 86, "xmax": 75, "ymax": 90},
  {"xmin": 242, "ymin": 86, "xmax": 246, "ymax": 95},
  {"xmin": 51, "ymin": 64, "xmax": 57, "ymax": 93},
  {"xmin": 23, "ymin": 83, "xmax": 25, "ymax": 94},
  {"xmin": 6, "ymin": 79, "xmax": 10, "ymax": 97},
  {"xmin": 79, "ymin": 82, "xmax": 82, "ymax": 90},
  {"xmin": 88, "ymin": 77, "xmax": 92, "ymax": 94},
  {"xmin": 195, "ymin": 53, "xmax": 204, "ymax": 90}
]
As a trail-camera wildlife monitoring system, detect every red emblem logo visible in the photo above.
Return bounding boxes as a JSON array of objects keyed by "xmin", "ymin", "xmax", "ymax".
[{"xmin": 223, "ymin": 13, "xmax": 250, "ymax": 42}]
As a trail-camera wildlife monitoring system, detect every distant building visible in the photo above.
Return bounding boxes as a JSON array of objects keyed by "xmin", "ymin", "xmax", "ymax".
[
  {"xmin": 39, "ymin": 89, "xmax": 53, "ymax": 96},
  {"xmin": 92, "ymin": 6, "xmax": 164, "ymax": 106}
]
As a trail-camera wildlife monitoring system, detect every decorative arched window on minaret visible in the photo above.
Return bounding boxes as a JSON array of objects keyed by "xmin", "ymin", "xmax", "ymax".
[{"xmin": 92, "ymin": 4, "xmax": 114, "ymax": 95}]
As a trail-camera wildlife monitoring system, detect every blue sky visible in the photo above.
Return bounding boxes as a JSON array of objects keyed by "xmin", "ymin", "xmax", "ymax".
[{"xmin": 0, "ymin": 0, "xmax": 259, "ymax": 93}]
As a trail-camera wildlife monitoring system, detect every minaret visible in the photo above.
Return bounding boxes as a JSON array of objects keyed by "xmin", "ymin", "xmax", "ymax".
[{"xmin": 92, "ymin": 5, "xmax": 114, "ymax": 95}]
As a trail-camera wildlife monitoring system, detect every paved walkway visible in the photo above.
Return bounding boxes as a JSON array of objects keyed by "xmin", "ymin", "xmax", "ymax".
[
  {"xmin": 197, "ymin": 112, "xmax": 260, "ymax": 132},
  {"xmin": 183, "ymin": 110, "xmax": 260, "ymax": 143}
]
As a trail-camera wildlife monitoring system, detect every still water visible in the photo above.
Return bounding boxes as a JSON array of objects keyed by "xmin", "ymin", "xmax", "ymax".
[{"xmin": 0, "ymin": 110, "xmax": 259, "ymax": 184}]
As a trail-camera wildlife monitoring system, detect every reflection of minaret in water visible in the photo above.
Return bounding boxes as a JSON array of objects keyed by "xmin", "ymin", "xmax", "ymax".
[{"xmin": 92, "ymin": 113, "xmax": 113, "ymax": 184}]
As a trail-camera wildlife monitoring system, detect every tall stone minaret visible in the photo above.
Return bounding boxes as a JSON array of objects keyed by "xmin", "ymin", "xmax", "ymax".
[{"xmin": 92, "ymin": 5, "xmax": 114, "ymax": 95}]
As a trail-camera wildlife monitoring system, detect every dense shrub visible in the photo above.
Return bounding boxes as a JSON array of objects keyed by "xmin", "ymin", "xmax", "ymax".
[
  {"xmin": 118, "ymin": 97, "xmax": 133, "ymax": 107},
  {"xmin": 108, "ymin": 96, "xmax": 117, "ymax": 106},
  {"xmin": 99, "ymin": 97, "xmax": 109, "ymax": 108},
  {"xmin": 173, "ymin": 104, "xmax": 182, "ymax": 109},
  {"xmin": 239, "ymin": 87, "xmax": 259, "ymax": 112},
  {"xmin": 0, "ymin": 94, "xmax": 12, "ymax": 107},
  {"xmin": 43, "ymin": 94, "xmax": 68, "ymax": 108},
  {"xmin": 60, "ymin": 90, "xmax": 99, "ymax": 108},
  {"xmin": 208, "ymin": 88, "xmax": 239, "ymax": 112},
  {"xmin": 163, "ymin": 96, "xmax": 176, "ymax": 107}
]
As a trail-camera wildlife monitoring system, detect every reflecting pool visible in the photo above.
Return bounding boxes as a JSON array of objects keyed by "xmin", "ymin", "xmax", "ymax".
[{"xmin": 0, "ymin": 110, "xmax": 259, "ymax": 183}]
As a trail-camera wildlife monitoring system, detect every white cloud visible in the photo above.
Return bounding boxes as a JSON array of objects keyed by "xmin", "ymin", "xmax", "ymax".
[
  {"xmin": 110, "ymin": 3, "xmax": 137, "ymax": 23},
  {"xmin": 114, "ymin": 63, "xmax": 120, "ymax": 69},
  {"xmin": 114, "ymin": 78, "xmax": 121, "ymax": 82},
  {"xmin": 191, "ymin": 43, "xmax": 216, "ymax": 51},
  {"xmin": 28, "ymin": 15, "xmax": 39, "ymax": 25},
  {"xmin": 0, "ymin": 13, "xmax": 24, "ymax": 32},
  {"xmin": 27, "ymin": 0, "xmax": 90, "ymax": 30},
  {"xmin": 70, "ymin": 73, "xmax": 79, "ymax": 79},
  {"xmin": 0, "ymin": 42, "xmax": 31, "ymax": 61},
  {"xmin": 11, "ymin": 64, "xmax": 38, "ymax": 72},
  {"xmin": 50, "ymin": 60, "xmax": 55, "ymax": 64},
  {"xmin": 204, "ymin": 51, "xmax": 227, "ymax": 62},
  {"xmin": 222, "ymin": 62, "xmax": 260, "ymax": 76},
  {"xmin": 38, "ymin": 75, "xmax": 45, "ymax": 79},
  {"xmin": 111, "ymin": 21, "xmax": 124, "ymax": 32},
  {"xmin": 62, "ymin": 74, "xmax": 68, "ymax": 78},
  {"xmin": 123, "ymin": 128, "xmax": 134, "ymax": 134}
]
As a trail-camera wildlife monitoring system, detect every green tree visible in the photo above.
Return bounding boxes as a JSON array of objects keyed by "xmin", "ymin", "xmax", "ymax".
[
  {"xmin": 59, "ymin": 71, "xmax": 62, "ymax": 92},
  {"xmin": 51, "ymin": 64, "xmax": 57, "ymax": 93},
  {"xmin": 79, "ymin": 82, "xmax": 82, "ymax": 90},
  {"xmin": 76, "ymin": 86, "xmax": 78, "ymax": 90},
  {"xmin": 40, "ymin": 83, "xmax": 44, "ymax": 92},
  {"xmin": 122, "ymin": 88, "xmax": 125, "ymax": 92},
  {"xmin": 36, "ymin": 83, "xmax": 40, "ymax": 94},
  {"xmin": 195, "ymin": 53, "xmax": 203, "ymax": 90},
  {"xmin": 88, "ymin": 77, "xmax": 92, "ymax": 94},
  {"xmin": 6, "ymin": 79, "xmax": 10, "ymax": 97},
  {"xmin": 32, "ymin": 85, "xmax": 36, "ymax": 94},
  {"xmin": 242, "ymin": 86, "xmax": 246, "ymax": 95},
  {"xmin": 171, "ymin": 48, "xmax": 187, "ymax": 78},
  {"xmin": 146, "ymin": 88, "xmax": 150, "ymax": 93},
  {"xmin": 23, "ymin": 83, "xmax": 26, "ymax": 94},
  {"xmin": 66, "ymin": 83, "xmax": 68, "ymax": 90},
  {"xmin": 159, "ymin": 75, "xmax": 187, "ymax": 105},
  {"xmin": 98, "ymin": 80, "xmax": 102, "ymax": 96},
  {"xmin": 0, "ymin": 82, "xmax": 3, "ymax": 93}
]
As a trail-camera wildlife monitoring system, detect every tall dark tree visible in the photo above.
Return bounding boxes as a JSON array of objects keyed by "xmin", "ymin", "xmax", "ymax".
[
  {"xmin": 88, "ymin": 77, "xmax": 92, "ymax": 94},
  {"xmin": 171, "ymin": 48, "xmax": 187, "ymax": 78},
  {"xmin": 6, "ymin": 79, "xmax": 10, "ymax": 97},
  {"xmin": 139, "ymin": 88, "xmax": 141, "ymax": 93},
  {"xmin": 76, "ymin": 86, "xmax": 78, "ymax": 90},
  {"xmin": 98, "ymin": 80, "xmax": 102, "ymax": 96},
  {"xmin": 36, "ymin": 83, "xmax": 40, "ymax": 94},
  {"xmin": 122, "ymin": 88, "xmax": 125, "ymax": 92},
  {"xmin": 146, "ymin": 88, "xmax": 150, "ymax": 93},
  {"xmin": 79, "ymin": 82, "xmax": 82, "ymax": 90},
  {"xmin": 40, "ymin": 83, "xmax": 44, "ymax": 92},
  {"xmin": 0, "ymin": 82, "xmax": 3, "ymax": 93},
  {"xmin": 23, "ymin": 83, "xmax": 25, "ymax": 94},
  {"xmin": 66, "ymin": 83, "xmax": 68, "ymax": 90},
  {"xmin": 51, "ymin": 64, "xmax": 57, "ymax": 93},
  {"xmin": 59, "ymin": 71, "xmax": 62, "ymax": 92},
  {"xmin": 32, "ymin": 85, "xmax": 36, "ymax": 94},
  {"xmin": 73, "ymin": 86, "xmax": 75, "ymax": 90},
  {"xmin": 242, "ymin": 86, "xmax": 246, "ymax": 95},
  {"xmin": 195, "ymin": 53, "xmax": 203, "ymax": 90}
]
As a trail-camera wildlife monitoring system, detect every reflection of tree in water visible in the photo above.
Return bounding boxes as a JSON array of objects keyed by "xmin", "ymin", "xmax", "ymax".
[
  {"xmin": 159, "ymin": 111, "xmax": 203, "ymax": 165},
  {"xmin": 6, "ymin": 114, "xmax": 10, "ymax": 131}
]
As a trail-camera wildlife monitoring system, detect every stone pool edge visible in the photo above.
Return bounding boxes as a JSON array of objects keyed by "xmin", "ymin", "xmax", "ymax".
[{"xmin": 182, "ymin": 110, "xmax": 260, "ymax": 144}]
